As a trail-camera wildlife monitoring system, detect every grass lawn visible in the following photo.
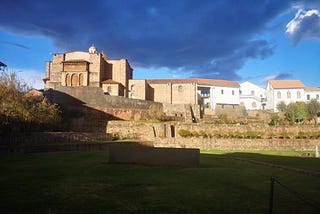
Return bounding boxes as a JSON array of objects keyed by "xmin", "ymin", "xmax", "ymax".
[{"xmin": 0, "ymin": 151, "xmax": 319, "ymax": 213}]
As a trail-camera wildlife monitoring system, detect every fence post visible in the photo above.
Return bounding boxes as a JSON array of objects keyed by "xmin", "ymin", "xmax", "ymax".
[{"xmin": 269, "ymin": 177, "xmax": 275, "ymax": 214}]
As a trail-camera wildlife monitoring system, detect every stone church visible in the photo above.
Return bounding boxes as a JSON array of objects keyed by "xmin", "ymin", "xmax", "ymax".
[
  {"xmin": 44, "ymin": 45, "xmax": 241, "ymax": 112},
  {"xmin": 43, "ymin": 45, "xmax": 133, "ymax": 97}
]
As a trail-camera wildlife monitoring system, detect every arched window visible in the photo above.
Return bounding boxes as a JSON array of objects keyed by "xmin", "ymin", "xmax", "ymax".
[
  {"xmin": 297, "ymin": 91, "xmax": 301, "ymax": 99},
  {"xmin": 307, "ymin": 94, "xmax": 310, "ymax": 100},
  {"xmin": 178, "ymin": 85, "xmax": 183, "ymax": 92},
  {"xmin": 79, "ymin": 73, "xmax": 84, "ymax": 86},
  {"xmin": 71, "ymin": 74, "xmax": 78, "ymax": 86},
  {"xmin": 131, "ymin": 84, "xmax": 135, "ymax": 91},
  {"xmin": 287, "ymin": 91, "xmax": 291, "ymax": 99},
  {"xmin": 251, "ymin": 90, "xmax": 255, "ymax": 95},
  {"xmin": 66, "ymin": 74, "xmax": 71, "ymax": 86},
  {"xmin": 277, "ymin": 91, "xmax": 281, "ymax": 99}
]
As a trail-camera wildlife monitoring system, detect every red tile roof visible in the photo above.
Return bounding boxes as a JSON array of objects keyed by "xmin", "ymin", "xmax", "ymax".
[
  {"xmin": 24, "ymin": 89, "xmax": 43, "ymax": 97},
  {"xmin": 146, "ymin": 78, "xmax": 239, "ymax": 87},
  {"xmin": 305, "ymin": 87, "xmax": 320, "ymax": 91},
  {"xmin": 269, "ymin": 80, "xmax": 305, "ymax": 89}
]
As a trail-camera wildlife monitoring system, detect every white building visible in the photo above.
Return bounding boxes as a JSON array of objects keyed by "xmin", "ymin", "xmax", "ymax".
[
  {"xmin": 196, "ymin": 79, "xmax": 240, "ymax": 109},
  {"xmin": 266, "ymin": 80, "xmax": 305, "ymax": 112},
  {"xmin": 239, "ymin": 81, "xmax": 266, "ymax": 110},
  {"xmin": 305, "ymin": 87, "xmax": 320, "ymax": 102}
]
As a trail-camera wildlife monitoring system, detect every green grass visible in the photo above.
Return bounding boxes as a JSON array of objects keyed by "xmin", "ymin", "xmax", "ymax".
[{"xmin": 0, "ymin": 151, "xmax": 319, "ymax": 213}]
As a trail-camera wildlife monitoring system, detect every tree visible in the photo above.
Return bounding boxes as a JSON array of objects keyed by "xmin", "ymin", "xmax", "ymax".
[
  {"xmin": 0, "ymin": 70, "xmax": 61, "ymax": 135},
  {"xmin": 277, "ymin": 101, "xmax": 287, "ymax": 112},
  {"xmin": 269, "ymin": 113, "xmax": 280, "ymax": 126},
  {"xmin": 285, "ymin": 102, "xmax": 307, "ymax": 124},
  {"xmin": 307, "ymin": 99, "xmax": 320, "ymax": 125}
]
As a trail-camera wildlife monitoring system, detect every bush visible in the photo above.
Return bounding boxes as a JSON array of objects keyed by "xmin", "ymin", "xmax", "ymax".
[
  {"xmin": 246, "ymin": 131, "xmax": 263, "ymax": 139},
  {"xmin": 199, "ymin": 130, "xmax": 208, "ymax": 138},
  {"xmin": 267, "ymin": 133, "xmax": 276, "ymax": 139},
  {"xmin": 297, "ymin": 131, "xmax": 308, "ymax": 139},
  {"xmin": 278, "ymin": 131, "xmax": 292, "ymax": 139},
  {"xmin": 0, "ymin": 70, "xmax": 61, "ymax": 135},
  {"xmin": 218, "ymin": 114, "xmax": 228, "ymax": 124},
  {"xmin": 178, "ymin": 129, "xmax": 192, "ymax": 137},
  {"xmin": 269, "ymin": 113, "xmax": 280, "ymax": 126},
  {"xmin": 191, "ymin": 131, "xmax": 199, "ymax": 137}
]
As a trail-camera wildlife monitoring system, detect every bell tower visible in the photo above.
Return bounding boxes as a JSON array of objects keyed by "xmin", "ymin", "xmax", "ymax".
[{"xmin": 88, "ymin": 44, "xmax": 97, "ymax": 54}]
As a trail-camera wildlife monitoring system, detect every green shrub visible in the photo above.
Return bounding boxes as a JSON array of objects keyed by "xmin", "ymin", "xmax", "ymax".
[
  {"xmin": 191, "ymin": 131, "xmax": 199, "ymax": 137},
  {"xmin": 233, "ymin": 131, "xmax": 244, "ymax": 139},
  {"xmin": 278, "ymin": 131, "xmax": 292, "ymax": 139},
  {"xmin": 199, "ymin": 130, "xmax": 208, "ymax": 138},
  {"xmin": 297, "ymin": 131, "xmax": 308, "ymax": 139},
  {"xmin": 218, "ymin": 114, "xmax": 228, "ymax": 124},
  {"xmin": 267, "ymin": 133, "xmax": 276, "ymax": 139},
  {"xmin": 269, "ymin": 113, "xmax": 280, "ymax": 126},
  {"xmin": 178, "ymin": 129, "xmax": 191, "ymax": 137},
  {"xmin": 246, "ymin": 131, "xmax": 263, "ymax": 139}
]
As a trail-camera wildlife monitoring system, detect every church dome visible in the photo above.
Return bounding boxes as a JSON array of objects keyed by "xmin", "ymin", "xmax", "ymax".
[{"xmin": 88, "ymin": 44, "xmax": 97, "ymax": 54}]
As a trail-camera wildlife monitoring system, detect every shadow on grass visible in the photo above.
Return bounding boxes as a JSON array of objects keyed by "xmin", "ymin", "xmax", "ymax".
[{"xmin": 0, "ymin": 151, "xmax": 319, "ymax": 213}]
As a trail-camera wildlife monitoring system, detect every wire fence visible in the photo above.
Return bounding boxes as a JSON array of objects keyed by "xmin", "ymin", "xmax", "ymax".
[{"xmin": 269, "ymin": 177, "xmax": 320, "ymax": 214}]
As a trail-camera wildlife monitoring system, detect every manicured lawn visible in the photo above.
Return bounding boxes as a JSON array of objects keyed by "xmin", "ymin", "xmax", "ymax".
[{"xmin": 0, "ymin": 151, "xmax": 319, "ymax": 213}]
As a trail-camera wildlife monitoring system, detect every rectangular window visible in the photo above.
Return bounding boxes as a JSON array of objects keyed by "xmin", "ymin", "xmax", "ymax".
[
  {"xmin": 221, "ymin": 89, "xmax": 224, "ymax": 95},
  {"xmin": 277, "ymin": 91, "xmax": 281, "ymax": 99},
  {"xmin": 297, "ymin": 91, "xmax": 301, "ymax": 99},
  {"xmin": 287, "ymin": 91, "xmax": 291, "ymax": 99},
  {"xmin": 232, "ymin": 90, "xmax": 235, "ymax": 95}
]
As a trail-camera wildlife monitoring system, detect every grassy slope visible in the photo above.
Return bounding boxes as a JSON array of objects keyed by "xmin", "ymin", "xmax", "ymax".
[{"xmin": 0, "ymin": 152, "xmax": 319, "ymax": 213}]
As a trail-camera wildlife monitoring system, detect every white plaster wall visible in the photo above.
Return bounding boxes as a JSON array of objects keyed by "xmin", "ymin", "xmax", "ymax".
[
  {"xmin": 211, "ymin": 86, "xmax": 239, "ymax": 108},
  {"xmin": 305, "ymin": 90, "xmax": 320, "ymax": 101}
]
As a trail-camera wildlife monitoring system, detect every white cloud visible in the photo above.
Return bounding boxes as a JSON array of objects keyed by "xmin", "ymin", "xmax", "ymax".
[
  {"xmin": 286, "ymin": 9, "xmax": 320, "ymax": 43},
  {"xmin": 262, "ymin": 74, "xmax": 278, "ymax": 82},
  {"xmin": 262, "ymin": 72, "xmax": 292, "ymax": 82}
]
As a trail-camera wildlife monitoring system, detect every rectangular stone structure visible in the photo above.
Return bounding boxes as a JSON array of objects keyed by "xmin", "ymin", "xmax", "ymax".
[{"xmin": 108, "ymin": 144, "xmax": 199, "ymax": 167}]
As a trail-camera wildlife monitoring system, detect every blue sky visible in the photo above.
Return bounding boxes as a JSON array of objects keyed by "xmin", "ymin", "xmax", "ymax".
[{"xmin": 0, "ymin": 0, "xmax": 320, "ymax": 89}]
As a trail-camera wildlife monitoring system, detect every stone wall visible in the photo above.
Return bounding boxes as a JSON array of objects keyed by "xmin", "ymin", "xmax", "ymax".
[
  {"xmin": 108, "ymin": 144, "xmax": 200, "ymax": 167},
  {"xmin": 162, "ymin": 103, "xmax": 200, "ymax": 122},
  {"xmin": 46, "ymin": 86, "xmax": 163, "ymax": 121},
  {"xmin": 107, "ymin": 121, "xmax": 166, "ymax": 139},
  {"xmin": 154, "ymin": 138, "xmax": 319, "ymax": 151},
  {"xmin": 106, "ymin": 121, "xmax": 320, "ymax": 151},
  {"xmin": 0, "ymin": 132, "xmax": 113, "ymax": 145},
  {"xmin": 46, "ymin": 86, "xmax": 200, "ymax": 125}
]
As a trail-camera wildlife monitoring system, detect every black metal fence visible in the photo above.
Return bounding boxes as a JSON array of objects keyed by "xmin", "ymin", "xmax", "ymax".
[{"xmin": 269, "ymin": 177, "xmax": 320, "ymax": 213}]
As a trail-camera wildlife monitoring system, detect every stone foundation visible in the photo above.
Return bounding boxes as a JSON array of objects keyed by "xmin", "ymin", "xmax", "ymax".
[
  {"xmin": 154, "ymin": 138, "xmax": 319, "ymax": 151},
  {"xmin": 108, "ymin": 143, "xmax": 200, "ymax": 167}
]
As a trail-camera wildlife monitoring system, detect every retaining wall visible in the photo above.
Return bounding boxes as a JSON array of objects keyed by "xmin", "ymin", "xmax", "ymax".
[
  {"xmin": 107, "ymin": 121, "xmax": 320, "ymax": 151},
  {"xmin": 45, "ymin": 86, "xmax": 163, "ymax": 121},
  {"xmin": 154, "ymin": 138, "xmax": 319, "ymax": 151}
]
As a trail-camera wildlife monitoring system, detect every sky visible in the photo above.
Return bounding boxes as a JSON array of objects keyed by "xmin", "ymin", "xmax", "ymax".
[{"xmin": 0, "ymin": 0, "xmax": 320, "ymax": 89}]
